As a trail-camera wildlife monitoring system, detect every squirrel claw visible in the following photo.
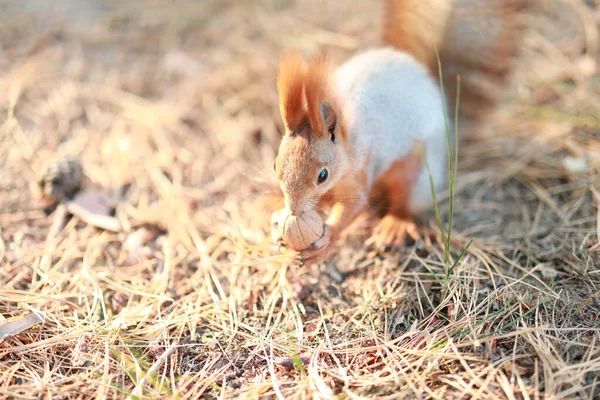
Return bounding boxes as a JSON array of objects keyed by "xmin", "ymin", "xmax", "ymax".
[
  {"xmin": 294, "ymin": 253, "xmax": 307, "ymax": 267},
  {"xmin": 307, "ymin": 239, "xmax": 321, "ymax": 251},
  {"xmin": 271, "ymin": 231, "xmax": 284, "ymax": 247},
  {"xmin": 310, "ymin": 224, "xmax": 329, "ymax": 249},
  {"xmin": 370, "ymin": 214, "xmax": 420, "ymax": 251},
  {"xmin": 298, "ymin": 225, "xmax": 333, "ymax": 264},
  {"xmin": 270, "ymin": 209, "xmax": 285, "ymax": 247},
  {"xmin": 275, "ymin": 240, "xmax": 285, "ymax": 252}
]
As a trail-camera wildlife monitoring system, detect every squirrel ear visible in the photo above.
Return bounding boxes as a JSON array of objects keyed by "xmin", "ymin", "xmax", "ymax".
[
  {"xmin": 320, "ymin": 101, "xmax": 337, "ymax": 140},
  {"xmin": 277, "ymin": 53, "xmax": 306, "ymax": 133}
]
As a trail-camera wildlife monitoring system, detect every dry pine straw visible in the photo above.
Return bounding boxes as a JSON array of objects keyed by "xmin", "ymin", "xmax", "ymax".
[{"xmin": 0, "ymin": 0, "xmax": 599, "ymax": 399}]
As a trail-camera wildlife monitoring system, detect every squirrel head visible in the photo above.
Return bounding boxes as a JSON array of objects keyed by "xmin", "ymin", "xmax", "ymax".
[{"xmin": 274, "ymin": 52, "xmax": 348, "ymax": 216}]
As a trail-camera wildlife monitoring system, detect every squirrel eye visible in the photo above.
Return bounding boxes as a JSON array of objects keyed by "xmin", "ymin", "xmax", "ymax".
[
  {"xmin": 317, "ymin": 168, "xmax": 328, "ymax": 185},
  {"xmin": 273, "ymin": 162, "xmax": 276, "ymax": 172}
]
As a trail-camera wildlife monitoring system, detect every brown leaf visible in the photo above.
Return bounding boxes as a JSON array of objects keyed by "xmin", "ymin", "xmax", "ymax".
[
  {"xmin": 66, "ymin": 189, "xmax": 121, "ymax": 232},
  {"xmin": 124, "ymin": 227, "xmax": 155, "ymax": 252},
  {"xmin": 0, "ymin": 311, "xmax": 45, "ymax": 343}
]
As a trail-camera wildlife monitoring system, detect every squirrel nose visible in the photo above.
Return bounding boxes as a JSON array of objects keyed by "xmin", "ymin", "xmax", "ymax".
[
  {"xmin": 287, "ymin": 204, "xmax": 299, "ymax": 216},
  {"xmin": 285, "ymin": 198, "xmax": 303, "ymax": 216}
]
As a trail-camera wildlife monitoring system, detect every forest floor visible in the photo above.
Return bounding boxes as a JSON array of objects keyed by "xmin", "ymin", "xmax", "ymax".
[{"xmin": 1, "ymin": 0, "xmax": 599, "ymax": 399}]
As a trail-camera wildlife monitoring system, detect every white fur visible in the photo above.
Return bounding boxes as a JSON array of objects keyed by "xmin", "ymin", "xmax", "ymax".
[{"xmin": 334, "ymin": 47, "xmax": 451, "ymax": 213}]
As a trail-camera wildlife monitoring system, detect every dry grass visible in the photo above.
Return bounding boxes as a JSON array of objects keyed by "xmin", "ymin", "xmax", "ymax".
[{"xmin": 1, "ymin": 0, "xmax": 599, "ymax": 399}]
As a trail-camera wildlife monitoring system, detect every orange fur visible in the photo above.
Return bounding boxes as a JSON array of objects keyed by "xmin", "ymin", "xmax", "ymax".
[
  {"xmin": 382, "ymin": 0, "xmax": 450, "ymax": 71},
  {"xmin": 383, "ymin": 0, "xmax": 532, "ymax": 124},
  {"xmin": 278, "ymin": 52, "xmax": 345, "ymax": 140},
  {"xmin": 277, "ymin": 52, "xmax": 307, "ymax": 131},
  {"xmin": 375, "ymin": 144, "xmax": 423, "ymax": 217},
  {"xmin": 271, "ymin": 0, "xmax": 532, "ymax": 263},
  {"xmin": 304, "ymin": 55, "xmax": 335, "ymax": 137},
  {"xmin": 326, "ymin": 168, "xmax": 368, "ymax": 226}
]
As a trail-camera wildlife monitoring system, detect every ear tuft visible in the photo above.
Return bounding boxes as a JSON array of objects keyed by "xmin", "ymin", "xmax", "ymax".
[
  {"xmin": 304, "ymin": 55, "xmax": 334, "ymax": 136},
  {"xmin": 320, "ymin": 101, "xmax": 337, "ymax": 140},
  {"xmin": 277, "ymin": 52, "xmax": 307, "ymax": 133}
]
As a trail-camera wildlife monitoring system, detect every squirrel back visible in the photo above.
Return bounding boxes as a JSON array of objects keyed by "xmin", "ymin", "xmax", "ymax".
[{"xmin": 383, "ymin": 0, "xmax": 531, "ymax": 126}]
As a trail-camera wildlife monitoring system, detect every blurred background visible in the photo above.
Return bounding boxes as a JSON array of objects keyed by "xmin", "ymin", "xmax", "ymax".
[{"xmin": 1, "ymin": 0, "xmax": 597, "ymax": 229}]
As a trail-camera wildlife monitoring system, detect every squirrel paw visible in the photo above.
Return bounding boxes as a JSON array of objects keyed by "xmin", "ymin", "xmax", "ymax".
[
  {"xmin": 369, "ymin": 214, "xmax": 420, "ymax": 251},
  {"xmin": 296, "ymin": 224, "xmax": 334, "ymax": 265}
]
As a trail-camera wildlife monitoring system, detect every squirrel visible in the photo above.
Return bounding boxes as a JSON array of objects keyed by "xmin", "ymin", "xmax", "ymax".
[{"xmin": 270, "ymin": 0, "xmax": 531, "ymax": 264}]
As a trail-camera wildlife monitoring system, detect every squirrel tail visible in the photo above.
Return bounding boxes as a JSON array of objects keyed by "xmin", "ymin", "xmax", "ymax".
[{"xmin": 382, "ymin": 0, "xmax": 531, "ymax": 127}]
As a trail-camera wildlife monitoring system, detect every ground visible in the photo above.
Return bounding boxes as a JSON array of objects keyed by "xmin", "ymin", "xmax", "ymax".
[{"xmin": 0, "ymin": 0, "xmax": 599, "ymax": 399}]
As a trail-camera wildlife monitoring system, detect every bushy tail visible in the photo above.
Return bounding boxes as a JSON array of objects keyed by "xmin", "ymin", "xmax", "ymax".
[{"xmin": 383, "ymin": 0, "xmax": 531, "ymax": 126}]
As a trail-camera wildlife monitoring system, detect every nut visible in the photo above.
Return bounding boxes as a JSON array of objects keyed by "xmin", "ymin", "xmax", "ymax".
[{"xmin": 278, "ymin": 209, "xmax": 324, "ymax": 251}]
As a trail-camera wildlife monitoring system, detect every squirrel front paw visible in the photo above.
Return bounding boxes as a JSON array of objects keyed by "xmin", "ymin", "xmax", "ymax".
[{"xmin": 297, "ymin": 224, "xmax": 334, "ymax": 265}]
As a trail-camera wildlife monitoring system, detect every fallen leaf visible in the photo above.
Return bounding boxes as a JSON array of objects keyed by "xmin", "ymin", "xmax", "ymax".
[
  {"xmin": 109, "ymin": 304, "xmax": 154, "ymax": 330},
  {"xmin": 66, "ymin": 189, "xmax": 122, "ymax": 232},
  {"xmin": 562, "ymin": 156, "xmax": 588, "ymax": 175},
  {"xmin": 0, "ymin": 311, "xmax": 45, "ymax": 343}
]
